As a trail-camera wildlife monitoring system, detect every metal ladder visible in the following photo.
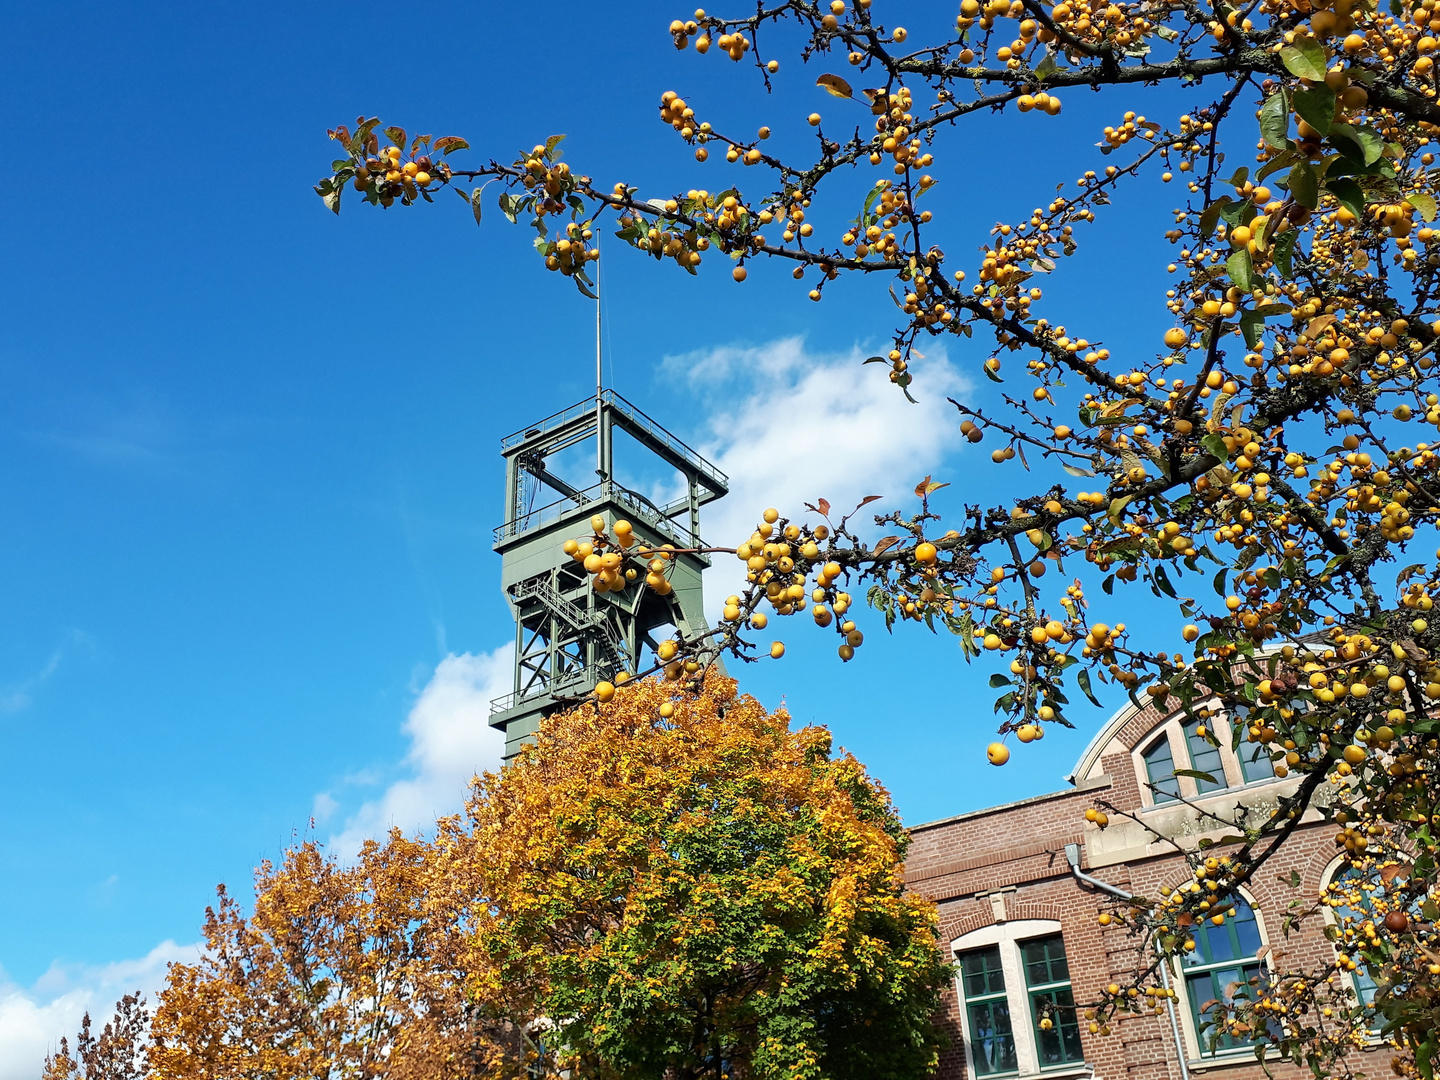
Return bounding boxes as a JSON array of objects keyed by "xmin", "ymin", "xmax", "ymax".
[{"xmin": 512, "ymin": 577, "xmax": 629, "ymax": 677}]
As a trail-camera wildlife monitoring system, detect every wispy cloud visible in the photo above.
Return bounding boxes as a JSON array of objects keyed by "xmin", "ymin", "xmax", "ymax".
[
  {"xmin": 328, "ymin": 647, "xmax": 512, "ymax": 857},
  {"xmin": 662, "ymin": 336, "xmax": 972, "ymax": 618},
  {"xmin": 0, "ymin": 940, "xmax": 200, "ymax": 1080},
  {"xmin": 0, "ymin": 651, "xmax": 64, "ymax": 714},
  {"xmin": 25, "ymin": 397, "xmax": 178, "ymax": 469}
]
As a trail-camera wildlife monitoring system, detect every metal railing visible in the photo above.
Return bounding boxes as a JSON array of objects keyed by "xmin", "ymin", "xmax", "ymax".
[
  {"xmin": 489, "ymin": 669, "xmax": 590, "ymax": 716},
  {"xmin": 494, "ymin": 479, "xmax": 704, "ymax": 549},
  {"xmin": 499, "ymin": 390, "xmax": 728, "ymax": 489}
]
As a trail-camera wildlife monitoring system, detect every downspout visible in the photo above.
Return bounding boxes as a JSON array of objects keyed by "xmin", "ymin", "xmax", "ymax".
[{"xmin": 1064, "ymin": 843, "xmax": 1192, "ymax": 1080}]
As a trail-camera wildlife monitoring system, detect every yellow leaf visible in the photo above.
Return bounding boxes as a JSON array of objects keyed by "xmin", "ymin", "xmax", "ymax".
[{"xmin": 816, "ymin": 74, "xmax": 854, "ymax": 98}]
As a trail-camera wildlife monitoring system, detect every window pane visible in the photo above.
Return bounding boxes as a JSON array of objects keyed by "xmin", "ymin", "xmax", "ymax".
[
  {"xmin": 1237, "ymin": 740, "xmax": 1275, "ymax": 783},
  {"xmin": 960, "ymin": 946, "xmax": 1007, "ymax": 999},
  {"xmin": 1234, "ymin": 907, "xmax": 1262, "ymax": 957},
  {"xmin": 1032, "ymin": 987, "xmax": 1085, "ymax": 1067},
  {"xmin": 1183, "ymin": 718, "xmax": 1228, "ymax": 793},
  {"xmin": 1328, "ymin": 866, "xmax": 1385, "ymax": 1019},
  {"xmin": 1353, "ymin": 965, "xmax": 1379, "ymax": 1007},
  {"xmin": 1143, "ymin": 736, "xmax": 1181, "ymax": 803},
  {"xmin": 1187, "ymin": 901, "xmax": 1259, "ymax": 965},
  {"xmin": 1022, "ymin": 935, "xmax": 1070, "ymax": 987},
  {"xmin": 968, "ymin": 999, "xmax": 1018, "ymax": 1075},
  {"xmin": 1186, "ymin": 963, "xmax": 1265, "ymax": 1051}
]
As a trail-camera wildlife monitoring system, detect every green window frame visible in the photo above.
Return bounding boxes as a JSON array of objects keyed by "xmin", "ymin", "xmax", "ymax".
[
  {"xmin": 1181, "ymin": 898, "xmax": 1267, "ymax": 1053},
  {"xmin": 959, "ymin": 945, "xmax": 1018, "ymax": 1076},
  {"xmin": 1182, "ymin": 717, "xmax": 1228, "ymax": 794},
  {"xmin": 1021, "ymin": 935, "xmax": 1085, "ymax": 1068},
  {"xmin": 1143, "ymin": 734, "xmax": 1181, "ymax": 804}
]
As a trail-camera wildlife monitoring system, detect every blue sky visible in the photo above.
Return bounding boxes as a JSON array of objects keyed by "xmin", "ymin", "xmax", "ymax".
[{"xmin": 2, "ymin": 1, "xmax": 1200, "ymax": 1068}]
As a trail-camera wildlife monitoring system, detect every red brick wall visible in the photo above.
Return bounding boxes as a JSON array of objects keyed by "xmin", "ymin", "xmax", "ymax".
[{"xmin": 906, "ymin": 777, "xmax": 1368, "ymax": 1080}]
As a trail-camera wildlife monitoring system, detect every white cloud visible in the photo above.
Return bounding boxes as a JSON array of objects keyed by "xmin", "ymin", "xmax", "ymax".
[
  {"xmin": 311, "ymin": 791, "xmax": 339, "ymax": 824},
  {"xmin": 663, "ymin": 336, "xmax": 972, "ymax": 618},
  {"xmin": 329, "ymin": 647, "xmax": 512, "ymax": 857},
  {"xmin": 0, "ymin": 939, "xmax": 200, "ymax": 1080},
  {"xmin": 0, "ymin": 651, "xmax": 62, "ymax": 714}
]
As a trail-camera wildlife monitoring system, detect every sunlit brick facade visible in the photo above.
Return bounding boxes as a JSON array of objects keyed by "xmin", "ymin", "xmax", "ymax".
[{"xmin": 906, "ymin": 694, "xmax": 1374, "ymax": 1080}]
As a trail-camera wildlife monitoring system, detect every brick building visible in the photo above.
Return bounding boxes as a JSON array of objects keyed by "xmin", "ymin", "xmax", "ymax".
[{"xmin": 906, "ymin": 692, "xmax": 1375, "ymax": 1080}]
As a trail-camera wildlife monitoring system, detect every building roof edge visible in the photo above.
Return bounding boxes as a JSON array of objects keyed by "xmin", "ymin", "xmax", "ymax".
[{"xmin": 907, "ymin": 772, "xmax": 1112, "ymax": 834}]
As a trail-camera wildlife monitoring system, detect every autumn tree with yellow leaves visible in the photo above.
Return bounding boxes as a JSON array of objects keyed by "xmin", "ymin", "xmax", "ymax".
[
  {"xmin": 47, "ymin": 675, "xmax": 947, "ymax": 1079},
  {"xmin": 452, "ymin": 673, "xmax": 949, "ymax": 1080},
  {"xmin": 316, "ymin": 0, "xmax": 1440, "ymax": 1071}
]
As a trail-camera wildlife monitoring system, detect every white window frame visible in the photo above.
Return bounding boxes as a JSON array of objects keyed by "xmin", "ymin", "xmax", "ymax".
[
  {"xmin": 1165, "ymin": 886, "xmax": 1274, "ymax": 1062},
  {"xmin": 951, "ymin": 919, "xmax": 1089, "ymax": 1079}
]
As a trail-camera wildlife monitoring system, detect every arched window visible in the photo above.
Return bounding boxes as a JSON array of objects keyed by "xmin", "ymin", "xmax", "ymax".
[
  {"xmin": 1181, "ymin": 716, "xmax": 1228, "ymax": 794},
  {"xmin": 1323, "ymin": 861, "xmax": 1390, "ymax": 1016},
  {"xmin": 1228, "ymin": 704, "xmax": 1277, "ymax": 784},
  {"xmin": 1142, "ymin": 734, "xmax": 1181, "ymax": 804},
  {"xmin": 1180, "ymin": 897, "xmax": 1267, "ymax": 1053}
]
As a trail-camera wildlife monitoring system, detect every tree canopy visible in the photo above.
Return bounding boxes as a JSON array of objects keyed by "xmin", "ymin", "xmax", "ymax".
[
  {"xmin": 317, "ymin": 0, "xmax": 1440, "ymax": 1071},
  {"xmin": 55, "ymin": 675, "xmax": 945, "ymax": 1080},
  {"xmin": 458, "ymin": 672, "xmax": 949, "ymax": 1080}
]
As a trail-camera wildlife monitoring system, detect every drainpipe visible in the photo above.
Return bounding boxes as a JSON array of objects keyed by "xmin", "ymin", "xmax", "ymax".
[{"xmin": 1065, "ymin": 843, "xmax": 1192, "ymax": 1080}]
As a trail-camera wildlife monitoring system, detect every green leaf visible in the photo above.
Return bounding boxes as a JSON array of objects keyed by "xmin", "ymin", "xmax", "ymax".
[
  {"xmin": 1279, "ymin": 38, "xmax": 1327, "ymax": 81},
  {"xmin": 1259, "ymin": 91, "xmax": 1290, "ymax": 150},
  {"xmin": 1293, "ymin": 85, "xmax": 1335, "ymax": 137},
  {"xmin": 1199, "ymin": 197, "xmax": 1232, "ymax": 236},
  {"xmin": 1219, "ymin": 199, "xmax": 1256, "ymax": 227},
  {"xmin": 1239, "ymin": 309, "xmax": 1264, "ymax": 349},
  {"xmin": 1077, "ymin": 668, "xmax": 1103, "ymax": 708},
  {"xmin": 1226, "ymin": 248, "xmax": 1253, "ymax": 293},
  {"xmin": 1174, "ymin": 769, "xmax": 1218, "ymax": 783},
  {"xmin": 1409, "ymin": 191, "xmax": 1438, "ymax": 222},
  {"xmin": 1201, "ymin": 433, "xmax": 1229, "ymax": 461},
  {"xmin": 1326, "ymin": 176, "xmax": 1366, "ymax": 220},
  {"xmin": 990, "ymin": 673, "xmax": 1013, "ymax": 688},
  {"xmin": 1256, "ymin": 148, "xmax": 1299, "ymax": 182},
  {"xmin": 1062, "ymin": 462, "xmax": 1097, "ymax": 477},
  {"xmin": 544, "ymin": 134, "xmax": 567, "ymax": 159},
  {"xmin": 384, "ymin": 126, "xmax": 407, "ymax": 152},
  {"xmin": 1034, "ymin": 52, "xmax": 1058, "ymax": 79},
  {"xmin": 470, "ymin": 189, "xmax": 484, "ymax": 226},
  {"xmin": 1329, "ymin": 123, "xmax": 1384, "ymax": 166},
  {"xmin": 1353, "ymin": 125, "xmax": 1386, "ymax": 166},
  {"xmin": 351, "ymin": 117, "xmax": 380, "ymax": 155},
  {"xmin": 1153, "ymin": 564, "xmax": 1177, "ymax": 598},
  {"xmin": 1272, "ymin": 228, "xmax": 1298, "ymax": 278},
  {"xmin": 1288, "ymin": 160, "xmax": 1319, "ymax": 208}
]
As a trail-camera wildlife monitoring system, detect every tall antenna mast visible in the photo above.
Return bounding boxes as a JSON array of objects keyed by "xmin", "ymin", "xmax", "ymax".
[
  {"xmin": 595, "ymin": 231, "xmax": 603, "ymax": 399},
  {"xmin": 595, "ymin": 231, "xmax": 604, "ymax": 480}
]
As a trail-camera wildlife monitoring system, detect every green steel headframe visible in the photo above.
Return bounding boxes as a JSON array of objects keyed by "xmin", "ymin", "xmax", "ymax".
[{"xmin": 489, "ymin": 390, "xmax": 727, "ymax": 758}]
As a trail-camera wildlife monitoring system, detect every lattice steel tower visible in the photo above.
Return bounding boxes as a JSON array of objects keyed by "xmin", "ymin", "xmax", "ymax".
[{"xmin": 488, "ymin": 390, "xmax": 728, "ymax": 758}]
